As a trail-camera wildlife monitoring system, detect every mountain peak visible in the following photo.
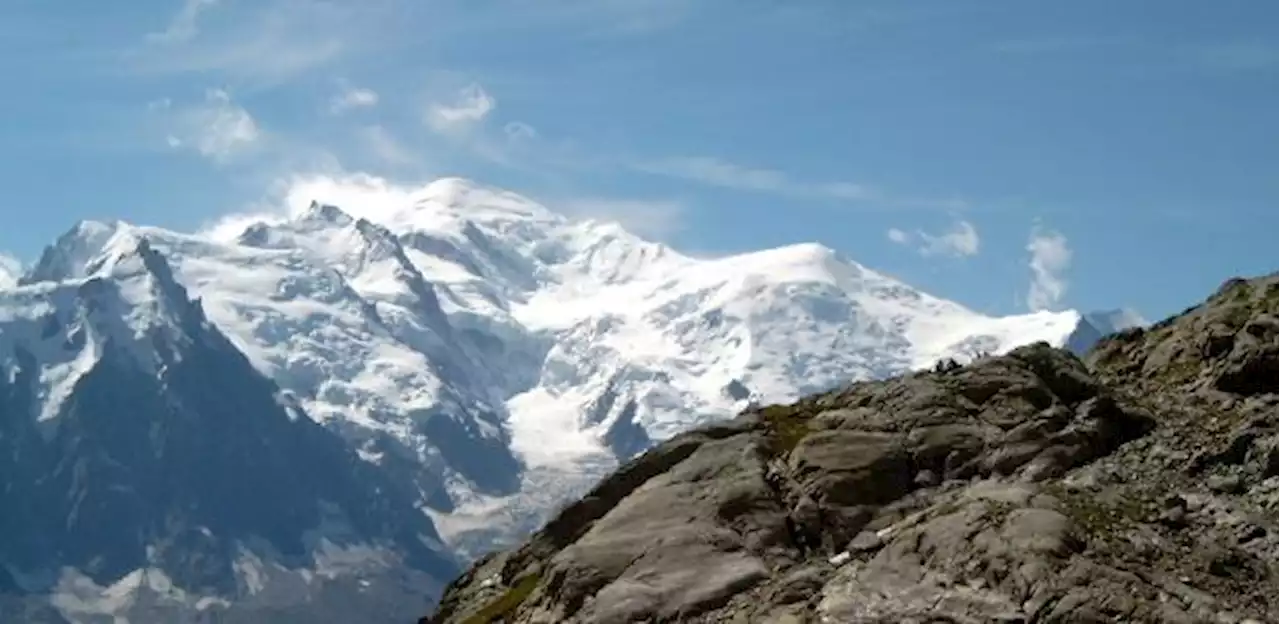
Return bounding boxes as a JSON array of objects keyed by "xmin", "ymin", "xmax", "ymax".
[
  {"xmin": 23, "ymin": 219, "xmax": 134, "ymax": 284},
  {"xmin": 1083, "ymin": 307, "xmax": 1148, "ymax": 332},
  {"xmin": 752, "ymin": 241, "xmax": 848, "ymax": 271},
  {"xmin": 303, "ymin": 200, "xmax": 356, "ymax": 226},
  {"xmin": 412, "ymin": 177, "xmax": 562, "ymax": 226}
]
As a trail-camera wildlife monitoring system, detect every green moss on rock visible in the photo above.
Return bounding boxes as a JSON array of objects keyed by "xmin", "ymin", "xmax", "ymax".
[
  {"xmin": 1046, "ymin": 484, "xmax": 1151, "ymax": 544},
  {"xmin": 759, "ymin": 402, "xmax": 817, "ymax": 457},
  {"xmin": 460, "ymin": 573, "xmax": 541, "ymax": 624}
]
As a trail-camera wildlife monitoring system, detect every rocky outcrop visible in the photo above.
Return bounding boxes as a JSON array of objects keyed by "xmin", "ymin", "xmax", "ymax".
[{"xmin": 429, "ymin": 274, "xmax": 1278, "ymax": 624}]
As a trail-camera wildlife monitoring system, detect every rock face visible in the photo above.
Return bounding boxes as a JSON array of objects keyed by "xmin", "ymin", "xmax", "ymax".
[{"xmin": 428, "ymin": 273, "xmax": 1278, "ymax": 624}]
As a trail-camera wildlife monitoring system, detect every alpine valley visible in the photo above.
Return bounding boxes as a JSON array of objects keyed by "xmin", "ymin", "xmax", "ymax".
[{"xmin": 0, "ymin": 177, "xmax": 1141, "ymax": 622}]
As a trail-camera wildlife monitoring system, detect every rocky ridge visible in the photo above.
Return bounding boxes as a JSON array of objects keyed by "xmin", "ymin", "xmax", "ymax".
[{"xmin": 428, "ymin": 273, "xmax": 1278, "ymax": 624}]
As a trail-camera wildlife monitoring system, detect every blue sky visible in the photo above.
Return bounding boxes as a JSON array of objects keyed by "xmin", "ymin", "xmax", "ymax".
[{"xmin": 0, "ymin": 0, "xmax": 1274, "ymax": 320}]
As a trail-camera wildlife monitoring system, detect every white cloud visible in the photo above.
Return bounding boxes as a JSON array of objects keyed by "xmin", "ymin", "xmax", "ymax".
[
  {"xmin": 635, "ymin": 156, "xmax": 871, "ymax": 201},
  {"xmin": 130, "ymin": 0, "xmax": 364, "ymax": 84},
  {"xmin": 559, "ymin": 197, "xmax": 686, "ymax": 239},
  {"xmin": 426, "ymin": 84, "xmax": 496, "ymax": 134},
  {"xmin": 147, "ymin": 0, "xmax": 219, "ymax": 44},
  {"xmin": 0, "ymin": 253, "xmax": 22, "ymax": 288},
  {"xmin": 161, "ymin": 88, "xmax": 261, "ymax": 163},
  {"xmin": 201, "ymin": 173, "xmax": 428, "ymax": 243},
  {"xmin": 887, "ymin": 219, "xmax": 980, "ymax": 258},
  {"xmin": 200, "ymin": 211, "xmax": 276, "ymax": 243},
  {"xmin": 200, "ymin": 173, "xmax": 684, "ymax": 248},
  {"xmin": 919, "ymin": 220, "xmax": 980, "ymax": 257},
  {"xmin": 1026, "ymin": 227, "xmax": 1072, "ymax": 311},
  {"xmin": 330, "ymin": 86, "xmax": 379, "ymax": 114}
]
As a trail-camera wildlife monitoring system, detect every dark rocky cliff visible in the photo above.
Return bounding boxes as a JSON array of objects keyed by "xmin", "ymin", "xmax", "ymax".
[{"xmin": 428, "ymin": 273, "xmax": 1277, "ymax": 623}]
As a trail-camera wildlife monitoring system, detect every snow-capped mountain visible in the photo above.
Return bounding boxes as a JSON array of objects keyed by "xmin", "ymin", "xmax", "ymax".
[
  {"xmin": 0, "ymin": 238, "xmax": 456, "ymax": 623},
  {"xmin": 0, "ymin": 177, "xmax": 1132, "ymax": 619}
]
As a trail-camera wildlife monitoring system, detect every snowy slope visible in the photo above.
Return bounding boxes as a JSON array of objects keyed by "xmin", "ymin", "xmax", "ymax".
[{"xmin": 4, "ymin": 177, "xmax": 1114, "ymax": 565}]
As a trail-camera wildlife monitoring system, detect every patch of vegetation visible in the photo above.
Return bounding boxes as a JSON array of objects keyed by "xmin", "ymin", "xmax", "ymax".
[
  {"xmin": 1224, "ymin": 304, "xmax": 1255, "ymax": 327},
  {"xmin": 1264, "ymin": 280, "xmax": 1279, "ymax": 305},
  {"xmin": 1046, "ymin": 484, "xmax": 1151, "ymax": 543},
  {"xmin": 1158, "ymin": 356, "xmax": 1202, "ymax": 385},
  {"xmin": 460, "ymin": 572, "xmax": 541, "ymax": 624},
  {"xmin": 759, "ymin": 402, "xmax": 818, "ymax": 457},
  {"xmin": 1226, "ymin": 279, "xmax": 1259, "ymax": 303}
]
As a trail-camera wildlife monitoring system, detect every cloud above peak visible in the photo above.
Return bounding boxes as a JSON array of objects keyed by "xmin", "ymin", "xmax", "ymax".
[
  {"xmin": 887, "ymin": 219, "xmax": 980, "ymax": 258},
  {"xmin": 559, "ymin": 196, "xmax": 686, "ymax": 239},
  {"xmin": 157, "ymin": 88, "xmax": 260, "ymax": 163},
  {"xmin": 635, "ymin": 156, "xmax": 872, "ymax": 201},
  {"xmin": 426, "ymin": 84, "xmax": 496, "ymax": 134},
  {"xmin": 199, "ymin": 172, "xmax": 687, "ymax": 247},
  {"xmin": 1026, "ymin": 226, "xmax": 1072, "ymax": 311},
  {"xmin": 199, "ymin": 172, "xmax": 418, "ymax": 242}
]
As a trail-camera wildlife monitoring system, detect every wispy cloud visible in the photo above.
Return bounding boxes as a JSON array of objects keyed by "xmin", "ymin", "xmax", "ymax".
[
  {"xmin": 330, "ymin": 84, "xmax": 379, "ymax": 114},
  {"xmin": 155, "ymin": 89, "xmax": 261, "ymax": 163},
  {"xmin": 426, "ymin": 83, "xmax": 496, "ymax": 134},
  {"xmin": 888, "ymin": 219, "xmax": 980, "ymax": 258},
  {"xmin": 503, "ymin": 121, "xmax": 538, "ymax": 142},
  {"xmin": 357, "ymin": 125, "xmax": 421, "ymax": 167},
  {"xmin": 559, "ymin": 196, "xmax": 686, "ymax": 239},
  {"xmin": 1026, "ymin": 226, "xmax": 1072, "ymax": 311},
  {"xmin": 201, "ymin": 170, "xmax": 687, "ymax": 246},
  {"xmin": 129, "ymin": 0, "xmax": 369, "ymax": 84},
  {"xmin": 989, "ymin": 35, "xmax": 1134, "ymax": 55},
  {"xmin": 147, "ymin": 0, "xmax": 219, "ymax": 44},
  {"xmin": 416, "ymin": 81, "xmax": 551, "ymax": 168},
  {"xmin": 200, "ymin": 172, "xmax": 427, "ymax": 242},
  {"xmin": 635, "ymin": 156, "xmax": 872, "ymax": 201},
  {"xmin": 1188, "ymin": 40, "xmax": 1276, "ymax": 72}
]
